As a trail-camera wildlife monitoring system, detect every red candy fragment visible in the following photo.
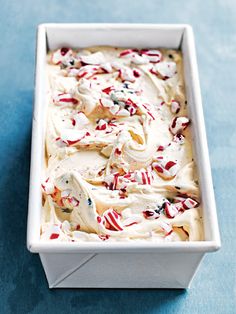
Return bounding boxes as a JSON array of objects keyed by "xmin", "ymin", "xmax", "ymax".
[
  {"xmin": 143, "ymin": 210, "xmax": 160, "ymax": 220},
  {"xmin": 99, "ymin": 234, "xmax": 110, "ymax": 241},
  {"xmin": 102, "ymin": 86, "xmax": 115, "ymax": 95},
  {"xmin": 50, "ymin": 233, "xmax": 59, "ymax": 240}
]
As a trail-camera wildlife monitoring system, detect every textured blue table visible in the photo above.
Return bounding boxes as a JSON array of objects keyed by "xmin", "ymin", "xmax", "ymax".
[{"xmin": 0, "ymin": 0, "xmax": 235, "ymax": 313}]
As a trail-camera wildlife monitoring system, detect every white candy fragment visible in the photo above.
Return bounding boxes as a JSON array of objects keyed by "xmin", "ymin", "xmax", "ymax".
[
  {"xmin": 140, "ymin": 49, "xmax": 162, "ymax": 63},
  {"xmin": 118, "ymin": 67, "xmax": 136, "ymax": 82},
  {"xmin": 51, "ymin": 48, "xmax": 73, "ymax": 65},
  {"xmin": 109, "ymin": 105, "xmax": 120, "ymax": 115},
  {"xmin": 74, "ymin": 112, "xmax": 90, "ymax": 129},
  {"xmin": 80, "ymin": 52, "xmax": 105, "ymax": 65},
  {"xmin": 100, "ymin": 98, "xmax": 114, "ymax": 108},
  {"xmin": 171, "ymin": 100, "xmax": 181, "ymax": 114},
  {"xmin": 152, "ymin": 61, "xmax": 177, "ymax": 79}
]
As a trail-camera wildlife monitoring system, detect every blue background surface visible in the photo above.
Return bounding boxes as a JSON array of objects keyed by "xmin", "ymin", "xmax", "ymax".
[{"xmin": 0, "ymin": 0, "xmax": 235, "ymax": 313}]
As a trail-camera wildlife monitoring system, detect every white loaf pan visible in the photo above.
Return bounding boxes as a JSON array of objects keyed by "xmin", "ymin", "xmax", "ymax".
[{"xmin": 27, "ymin": 23, "xmax": 221, "ymax": 289}]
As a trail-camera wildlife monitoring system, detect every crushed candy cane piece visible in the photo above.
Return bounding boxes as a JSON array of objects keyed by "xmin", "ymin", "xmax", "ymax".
[
  {"xmin": 80, "ymin": 52, "xmax": 105, "ymax": 65},
  {"xmin": 159, "ymin": 221, "xmax": 173, "ymax": 236},
  {"xmin": 164, "ymin": 202, "xmax": 179, "ymax": 218},
  {"xmin": 182, "ymin": 198, "xmax": 199, "ymax": 209},
  {"xmin": 134, "ymin": 168, "xmax": 154, "ymax": 185},
  {"xmin": 118, "ymin": 67, "xmax": 136, "ymax": 82},
  {"xmin": 99, "ymin": 98, "xmax": 114, "ymax": 108},
  {"xmin": 151, "ymin": 61, "xmax": 177, "ymax": 79},
  {"xmin": 170, "ymin": 116, "xmax": 190, "ymax": 135},
  {"xmin": 173, "ymin": 133, "xmax": 185, "ymax": 144},
  {"xmin": 41, "ymin": 179, "xmax": 55, "ymax": 194},
  {"xmin": 73, "ymin": 111, "xmax": 90, "ymax": 128},
  {"xmin": 51, "ymin": 48, "xmax": 72, "ymax": 65},
  {"xmin": 96, "ymin": 119, "xmax": 108, "ymax": 130},
  {"xmin": 50, "ymin": 233, "xmax": 60, "ymax": 240},
  {"xmin": 77, "ymin": 65, "xmax": 100, "ymax": 79},
  {"xmin": 171, "ymin": 100, "xmax": 181, "ymax": 114},
  {"xmin": 60, "ymin": 129, "xmax": 90, "ymax": 146},
  {"xmin": 152, "ymin": 159, "xmax": 178, "ymax": 180},
  {"xmin": 109, "ymin": 105, "xmax": 120, "ymax": 115},
  {"xmin": 53, "ymin": 93, "xmax": 78, "ymax": 106},
  {"xmin": 103, "ymin": 208, "xmax": 123, "ymax": 231},
  {"xmin": 102, "ymin": 86, "xmax": 115, "ymax": 95},
  {"xmin": 140, "ymin": 49, "xmax": 162, "ymax": 63},
  {"xmin": 143, "ymin": 210, "xmax": 160, "ymax": 220}
]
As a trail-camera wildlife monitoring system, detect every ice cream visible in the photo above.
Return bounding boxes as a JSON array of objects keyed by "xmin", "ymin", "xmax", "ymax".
[{"xmin": 41, "ymin": 46, "xmax": 203, "ymax": 242}]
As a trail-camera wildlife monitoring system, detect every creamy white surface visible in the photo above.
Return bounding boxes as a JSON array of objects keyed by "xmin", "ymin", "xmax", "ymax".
[{"xmin": 41, "ymin": 46, "xmax": 203, "ymax": 242}]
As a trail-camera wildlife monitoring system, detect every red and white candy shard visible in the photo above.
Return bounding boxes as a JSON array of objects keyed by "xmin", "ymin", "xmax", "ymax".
[
  {"xmin": 60, "ymin": 189, "xmax": 80, "ymax": 208},
  {"xmin": 116, "ymin": 108, "xmax": 130, "ymax": 117},
  {"xmin": 60, "ymin": 129, "xmax": 89, "ymax": 146},
  {"xmin": 173, "ymin": 133, "xmax": 185, "ymax": 144},
  {"xmin": 80, "ymin": 52, "xmax": 105, "ymax": 65},
  {"xmin": 66, "ymin": 68, "xmax": 82, "ymax": 77},
  {"xmin": 77, "ymin": 65, "xmax": 100, "ymax": 79},
  {"xmin": 99, "ymin": 98, "xmax": 114, "ymax": 108},
  {"xmin": 159, "ymin": 221, "xmax": 173, "ymax": 236},
  {"xmin": 48, "ymin": 224, "xmax": 61, "ymax": 240},
  {"xmin": 109, "ymin": 105, "xmax": 120, "ymax": 115},
  {"xmin": 128, "ymin": 105, "xmax": 136, "ymax": 116},
  {"xmin": 164, "ymin": 202, "xmax": 179, "ymax": 218},
  {"xmin": 62, "ymin": 196, "xmax": 80, "ymax": 208},
  {"xmin": 169, "ymin": 116, "xmax": 190, "ymax": 135},
  {"xmin": 151, "ymin": 61, "xmax": 177, "ymax": 79},
  {"xmin": 103, "ymin": 208, "xmax": 123, "ymax": 231},
  {"xmin": 51, "ymin": 48, "xmax": 72, "ymax": 65},
  {"xmin": 104, "ymin": 173, "xmax": 120, "ymax": 190},
  {"xmin": 119, "ymin": 49, "xmax": 149, "ymax": 64},
  {"xmin": 98, "ymin": 234, "xmax": 110, "ymax": 241},
  {"xmin": 118, "ymin": 67, "xmax": 136, "ymax": 82},
  {"xmin": 96, "ymin": 119, "xmax": 108, "ymax": 130},
  {"xmin": 73, "ymin": 112, "xmax": 90, "ymax": 128},
  {"xmin": 100, "ymin": 62, "xmax": 113, "ymax": 73},
  {"xmin": 171, "ymin": 100, "xmax": 181, "ymax": 114},
  {"xmin": 171, "ymin": 197, "xmax": 199, "ymax": 212},
  {"xmin": 41, "ymin": 178, "xmax": 55, "ymax": 194},
  {"xmin": 140, "ymin": 50, "xmax": 162, "ymax": 63},
  {"xmin": 143, "ymin": 209, "xmax": 160, "ymax": 220},
  {"xmin": 53, "ymin": 93, "xmax": 78, "ymax": 106},
  {"xmin": 152, "ymin": 160, "xmax": 178, "ymax": 179},
  {"xmin": 182, "ymin": 198, "xmax": 199, "ymax": 209},
  {"xmin": 134, "ymin": 168, "xmax": 154, "ymax": 185},
  {"xmin": 120, "ymin": 49, "xmax": 137, "ymax": 57}
]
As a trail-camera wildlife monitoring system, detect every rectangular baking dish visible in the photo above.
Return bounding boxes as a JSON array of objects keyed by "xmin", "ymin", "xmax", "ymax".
[{"xmin": 27, "ymin": 23, "xmax": 221, "ymax": 288}]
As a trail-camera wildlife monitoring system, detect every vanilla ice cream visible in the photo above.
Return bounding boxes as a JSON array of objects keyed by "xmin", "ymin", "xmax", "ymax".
[{"xmin": 40, "ymin": 46, "xmax": 203, "ymax": 242}]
